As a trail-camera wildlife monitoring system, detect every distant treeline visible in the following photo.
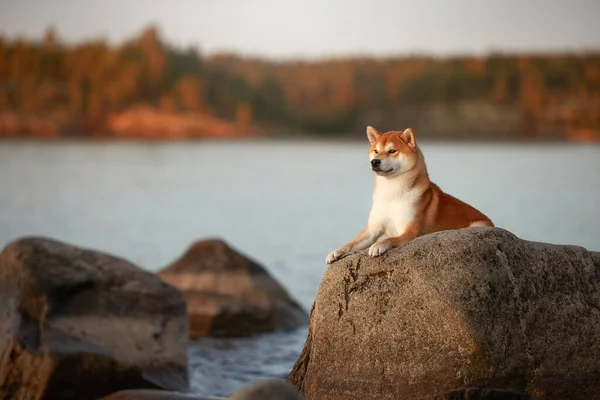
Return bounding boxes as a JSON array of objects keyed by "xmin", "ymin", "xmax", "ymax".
[{"xmin": 1, "ymin": 26, "xmax": 599, "ymax": 140}]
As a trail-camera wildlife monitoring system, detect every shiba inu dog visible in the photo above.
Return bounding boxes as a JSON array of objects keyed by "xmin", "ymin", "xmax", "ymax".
[{"xmin": 326, "ymin": 126, "xmax": 493, "ymax": 264}]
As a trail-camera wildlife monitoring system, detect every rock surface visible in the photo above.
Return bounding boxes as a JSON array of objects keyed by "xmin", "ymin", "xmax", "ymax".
[
  {"xmin": 426, "ymin": 387, "xmax": 529, "ymax": 400},
  {"xmin": 289, "ymin": 227, "xmax": 600, "ymax": 400},
  {"xmin": 158, "ymin": 239, "xmax": 308, "ymax": 338},
  {"xmin": 0, "ymin": 237, "xmax": 189, "ymax": 400}
]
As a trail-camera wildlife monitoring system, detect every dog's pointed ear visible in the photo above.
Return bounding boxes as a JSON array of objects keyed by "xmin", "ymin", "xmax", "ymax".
[
  {"xmin": 366, "ymin": 126, "xmax": 381, "ymax": 144},
  {"xmin": 401, "ymin": 128, "xmax": 417, "ymax": 151}
]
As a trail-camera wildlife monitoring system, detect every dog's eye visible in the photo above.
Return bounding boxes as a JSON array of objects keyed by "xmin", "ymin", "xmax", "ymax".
[
  {"xmin": 374, "ymin": 149, "xmax": 378, "ymax": 154},
  {"xmin": 389, "ymin": 149, "xmax": 397, "ymax": 154}
]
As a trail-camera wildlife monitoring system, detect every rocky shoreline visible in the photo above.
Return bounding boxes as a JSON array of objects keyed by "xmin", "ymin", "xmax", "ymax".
[
  {"xmin": 1, "ymin": 227, "xmax": 599, "ymax": 399},
  {"xmin": 0, "ymin": 107, "xmax": 265, "ymax": 141},
  {"xmin": 0, "ymin": 236, "xmax": 305, "ymax": 400}
]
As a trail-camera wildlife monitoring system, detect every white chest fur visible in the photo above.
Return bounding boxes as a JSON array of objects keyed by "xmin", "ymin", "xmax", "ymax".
[{"xmin": 368, "ymin": 176, "xmax": 422, "ymax": 237}]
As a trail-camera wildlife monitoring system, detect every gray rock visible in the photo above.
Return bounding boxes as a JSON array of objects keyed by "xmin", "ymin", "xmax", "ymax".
[
  {"xmin": 158, "ymin": 239, "xmax": 308, "ymax": 338},
  {"xmin": 289, "ymin": 227, "xmax": 600, "ymax": 399},
  {"xmin": 0, "ymin": 237, "xmax": 189, "ymax": 400}
]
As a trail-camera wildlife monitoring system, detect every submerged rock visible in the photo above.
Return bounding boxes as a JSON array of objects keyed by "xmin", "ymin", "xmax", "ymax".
[
  {"xmin": 227, "ymin": 378, "xmax": 304, "ymax": 400},
  {"xmin": 289, "ymin": 227, "xmax": 600, "ymax": 400},
  {"xmin": 158, "ymin": 239, "xmax": 308, "ymax": 338},
  {"xmin": 101, "ymin": 389, "xmax": 220, "ymax": 400},
  {"xmin": 102, "ymin": 379, "xmax": 303, "ymax": 400},
  {"xmin": 0, "ymin": 237, "xmax": 189, "ymax": 400}
]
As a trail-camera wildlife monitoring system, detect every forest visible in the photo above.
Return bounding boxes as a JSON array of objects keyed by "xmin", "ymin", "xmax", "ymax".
[{"xmin": 1, "ymin": 26, "xmax": 599, "ymax": 141}]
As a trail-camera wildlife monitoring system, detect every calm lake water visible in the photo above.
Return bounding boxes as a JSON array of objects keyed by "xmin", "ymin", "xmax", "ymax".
[{"xmin": 1, "ymin": 139, "xmax": 599, "ymax": 397}]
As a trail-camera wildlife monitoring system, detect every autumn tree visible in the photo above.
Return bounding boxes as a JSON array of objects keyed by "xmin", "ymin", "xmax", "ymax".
[
  {"xmin": 138, "ymin": 26, "xmax": 167, "ymax": 92},
  {"xmin": 160, "ymin": 93, "xmax": 177, "ymax": 112},
  {"xmin": 175, "ymin": 75, "xmax": 203, "ymax": 112},
  {"xmin": 519, "ymin": 63, "xmax": 546, "ymax": 135},
  {"xmin": 43, "ymin": 26, "xmax": 58, "ymax": 48},
  {"xmin": 68, "ymin": 79, "xmax": 84, "ymax": 112},
  {"xmin": 491, "ymin": 69, "xmax": 509, "ymax": 104},
  {"xmin": 235, "ymin": 102, "xmax": 253, "ymax": 134}
]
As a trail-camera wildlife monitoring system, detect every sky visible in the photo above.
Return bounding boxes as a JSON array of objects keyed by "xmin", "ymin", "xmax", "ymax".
[{"xmin": 1, "ymin": 0, "xmax": 599, "ymax": 59}]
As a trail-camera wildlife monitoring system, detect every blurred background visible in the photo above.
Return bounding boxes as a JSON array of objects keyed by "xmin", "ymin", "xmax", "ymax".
[
  {"xmin": 1, "ymin": 0, "xmax": 600, "ymax": 140},
  {"xmin": 1, "ymin": 0, "xmax": 599, "ymax": 397}
]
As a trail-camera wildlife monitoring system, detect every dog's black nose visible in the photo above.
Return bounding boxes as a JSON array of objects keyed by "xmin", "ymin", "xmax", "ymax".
[{"xmin": 371, "ymin": 159, "xmax": 381, "ymax": 168}]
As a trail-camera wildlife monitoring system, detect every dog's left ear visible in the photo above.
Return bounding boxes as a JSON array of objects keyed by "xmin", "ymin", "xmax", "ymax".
[{"xmin": 401, "ymin": 128, "xmax": 417, "ymax": 152}]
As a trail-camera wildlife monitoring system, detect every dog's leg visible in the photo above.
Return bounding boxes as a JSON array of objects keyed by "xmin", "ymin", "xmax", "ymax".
[
  {"xmin": 469, "ymin": 220, "xmax": 494, "ymax": 227},
  {"xmin": 368, "ymin": 221, "xmax": 422, "ymax": 257},
  {"xmin": 326, "ymin": 226, "xmax": 382, "ymax": 264}
]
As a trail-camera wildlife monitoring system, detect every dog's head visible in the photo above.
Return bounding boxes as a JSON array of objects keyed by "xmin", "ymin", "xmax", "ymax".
[{"xmin": 366, "ymin": 126, "xmax": 419, "ymax": 177}]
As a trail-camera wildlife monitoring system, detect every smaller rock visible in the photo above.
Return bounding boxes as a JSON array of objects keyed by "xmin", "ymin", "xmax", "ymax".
[
  {"xmin": 159, "ymin": 239, "xmax": 308, "ymax": 338},
  {"xmin": 227, "ymin": 379, "xmax": 304, "ymax": 400},
  {"xmin": 101, "ymin": 389, "xmax": 221, "ymax": 400}
]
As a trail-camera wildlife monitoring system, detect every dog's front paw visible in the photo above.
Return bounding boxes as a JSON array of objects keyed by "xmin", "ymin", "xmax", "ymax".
[
  {"xmin": 326, "ymin": 249, "xmax": 345, "ymax": 264},
  {"xmin": 368, "ymin": 241, "xmax": 391, "ymax": 257}
]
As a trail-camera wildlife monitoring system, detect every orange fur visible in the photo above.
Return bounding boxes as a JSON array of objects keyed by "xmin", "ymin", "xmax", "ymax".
[{"xmin": 326, "ymin": 126, "xmax": 493, "ymax": 264}]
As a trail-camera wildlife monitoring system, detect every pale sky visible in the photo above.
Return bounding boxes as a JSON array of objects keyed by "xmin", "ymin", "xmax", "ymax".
[{"xmin": 1, "ymin": 0, "xmax": 599, "ymax": 59}]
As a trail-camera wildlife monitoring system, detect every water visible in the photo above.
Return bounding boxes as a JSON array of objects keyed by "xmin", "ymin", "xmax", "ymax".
[{"xmin": 1, "ymin": 139, "xmax": 599, "ymax": 397}]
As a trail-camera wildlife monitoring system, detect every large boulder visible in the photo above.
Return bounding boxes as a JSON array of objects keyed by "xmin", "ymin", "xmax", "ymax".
[
  {"xmin": 0, "ymin": 237, "xmax": 189, "ymax": 400},
  {"xmin": 289, "ymin": 227, "xmax": 600, "ymax": 400},
  {"xmin": 158, "ymin": 239, "xmax": 308, "ymax": 338}
]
